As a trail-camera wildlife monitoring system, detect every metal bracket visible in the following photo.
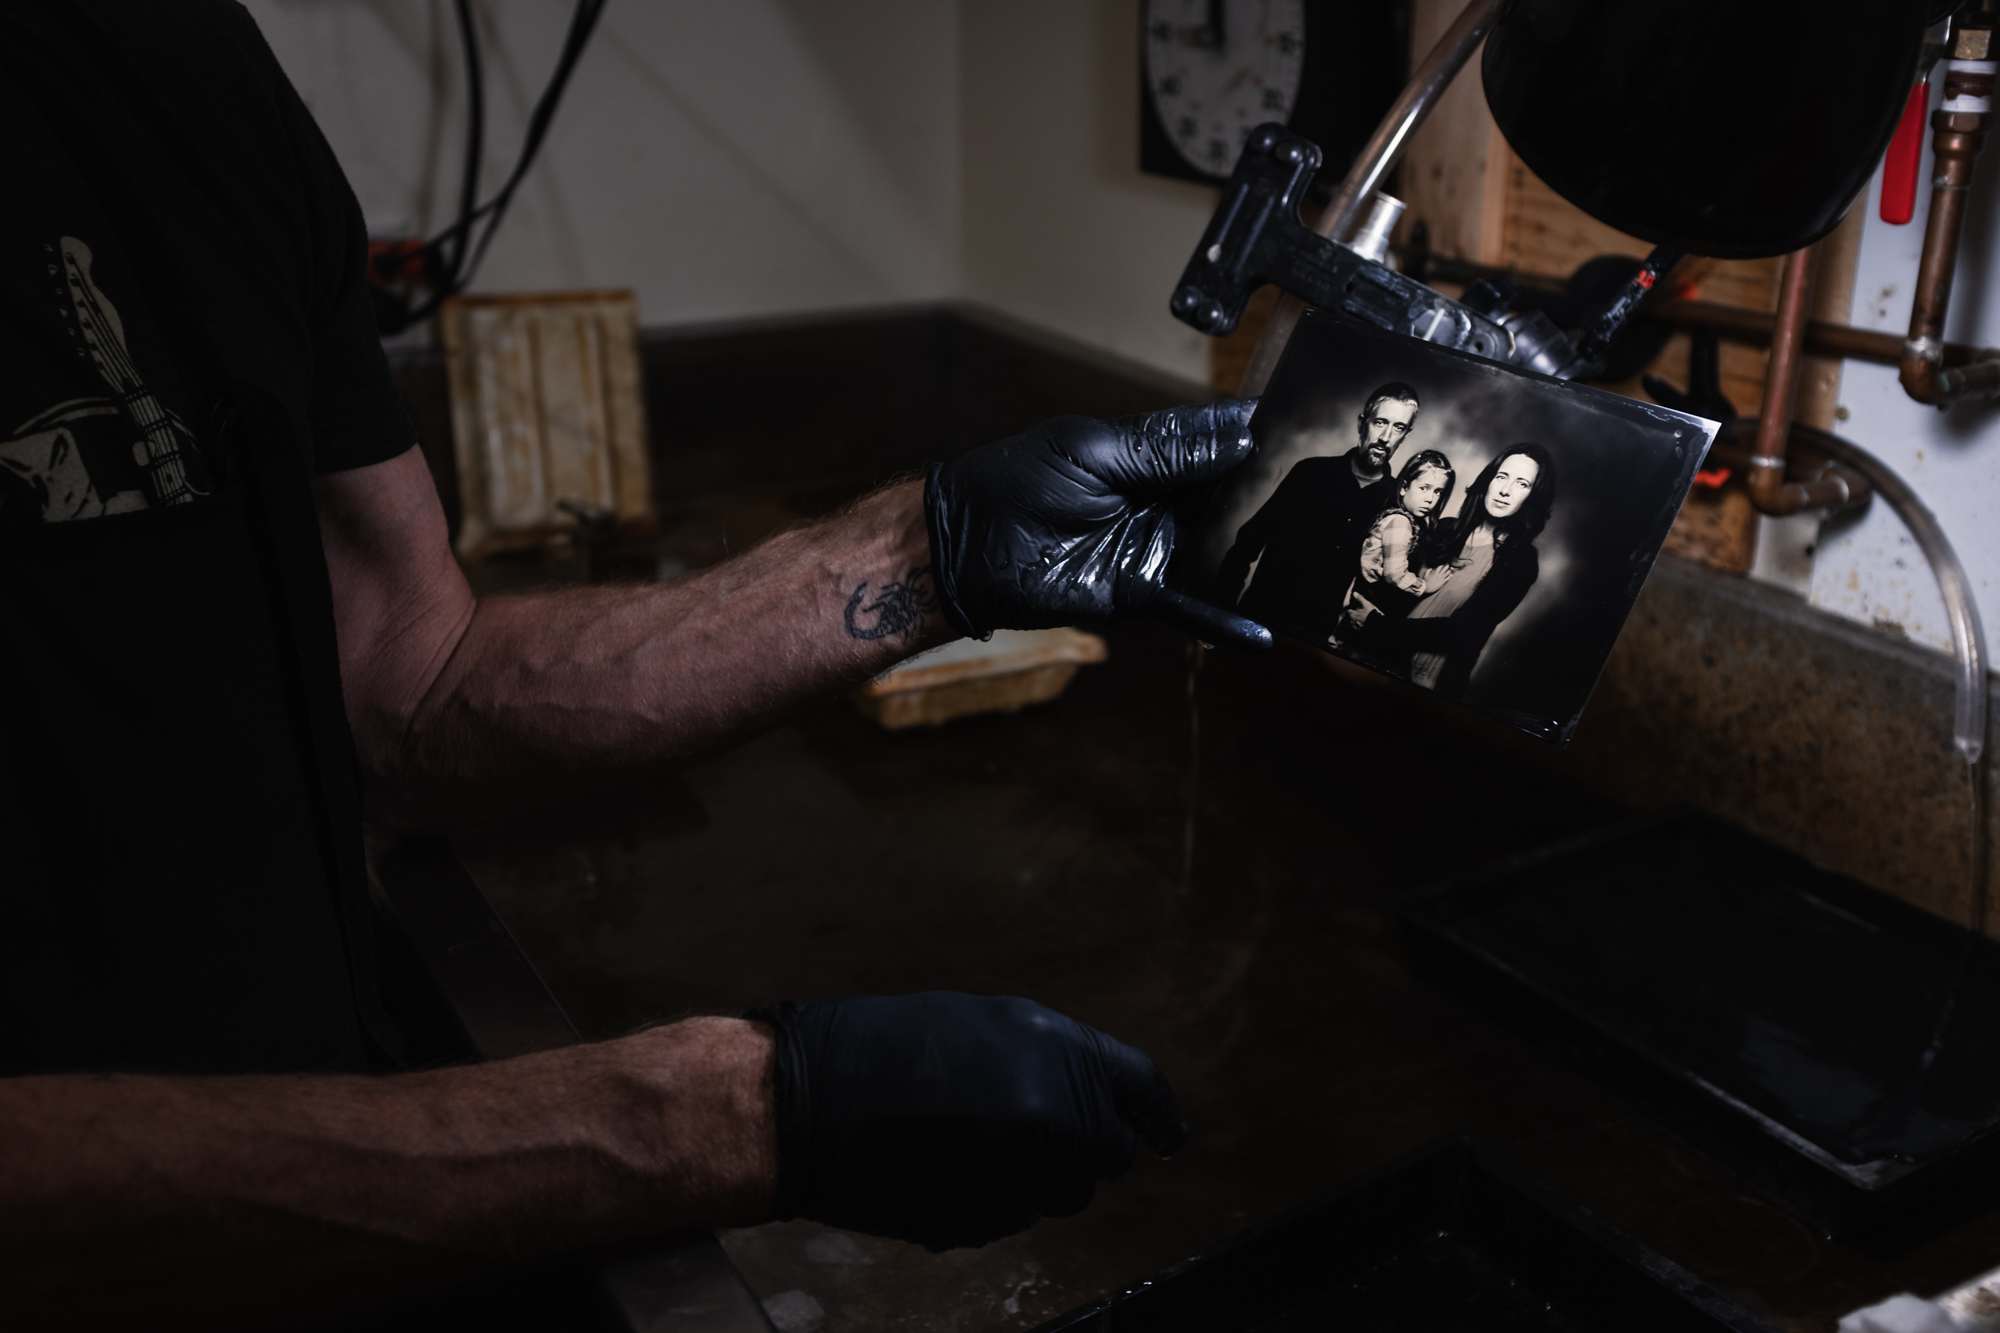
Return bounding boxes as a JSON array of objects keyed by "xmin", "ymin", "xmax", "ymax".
[{"xmin": 1169, "ymin": 124, "xmax": 1521, "ymax": 364}]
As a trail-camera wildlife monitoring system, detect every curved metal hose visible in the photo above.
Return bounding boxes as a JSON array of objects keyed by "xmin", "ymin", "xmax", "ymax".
[
  {"xmin": 1722, "ymin": 418, "xmax": 1986, "ymax": 765},
  {"xmin": 1726, "ymin": 418, "xmax": 1989, "ymax": 1099}
]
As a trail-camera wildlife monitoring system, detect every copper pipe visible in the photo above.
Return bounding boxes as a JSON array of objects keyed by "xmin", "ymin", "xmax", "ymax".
[
  {"xmin": 1939, "ymin": 357, "xmax": 2000, "ymax": 399},
  {"xmin": 1417, "ymin": 254, "xmax": 1998, "ymax": 368},
  {"xmin": 1744, "ymin": 246, "xmax": 1853, "ymax": 514},
  {"xmin": 1707, "ymin": 424, "xmax": 1872, "ymax": 518},
  {"xmin": 1651, "ymin": 298, "xmax": 1987, "ymax": 368},
  {"xmin": 1236, "ymin": 0, "xmax": 1504, "ymax": 395},
  {"xmin": 1901, "ymin": 45, "xmax": 1992, "ymax": 404}
]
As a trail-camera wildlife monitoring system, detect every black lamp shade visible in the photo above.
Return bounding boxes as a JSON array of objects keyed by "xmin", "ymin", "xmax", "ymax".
[{"xmin": 1482, "ymin": 1, "xmax": 1933, "ymax": 258}]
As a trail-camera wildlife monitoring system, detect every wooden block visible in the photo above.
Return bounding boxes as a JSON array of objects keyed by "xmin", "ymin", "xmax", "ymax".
[
  {"xmin": 1662, "ymin": 487, "xmax": 1758, "ymax": 571},
  {"xmin": 1501, "ymin": 164, "xmax": 1785, "ymax": 310},
  {"xmin": 856, "ymin": 629, "xmax": 1108, "ymax": 730},
  {"xmin": 441, "ymin": 290, "xmax": 654, "ymax": 559}
]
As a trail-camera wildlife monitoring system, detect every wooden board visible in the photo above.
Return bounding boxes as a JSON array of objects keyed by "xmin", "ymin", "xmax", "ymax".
[
  {"xmin": 1399, "ymin": 0, "xmax": 1512, "ymax": 266},
  {"xmin": 1798, "ymin": 203, "xmax": 1867, "ymax": 435},
  {"xmin": 441, "ymin": 290, "xmax": 654, "ymax": 559},
  {"xmin": 856, "ymin": 629, "xmax": 1108, "ymax": 730},
  {"xmin": 1210, "ymin": 285, "xmax": 1283, "ymax": 398}
]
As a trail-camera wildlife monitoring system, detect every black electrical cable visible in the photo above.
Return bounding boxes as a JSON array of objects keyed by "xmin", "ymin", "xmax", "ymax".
[
  {"xmin": 376, "ymin": 0, "xmax": 607, "ymax": 332},
  {"xmin": 441, "ymin": 0, "xmax": 484, "ymax": 291},
  {"xmin": 372, "ymin": 0, "xmax": 486, "ymax": 329},
  {"xmin": 417, "ymin": 0, "xmax": 604, "ymax": 276},
  {"xmin": 399, "ymin": 0, "xmax": 603, "ymax": 316},
  {"xmin": 456, "ymin": 0, "xmax": 606, "ymax": 288}
]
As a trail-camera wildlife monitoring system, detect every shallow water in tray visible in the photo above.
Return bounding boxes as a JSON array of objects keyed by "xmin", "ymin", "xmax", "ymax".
[{"xmin": 1435, "ymin": 815, "xmax": 2000, "ymax": 1168}]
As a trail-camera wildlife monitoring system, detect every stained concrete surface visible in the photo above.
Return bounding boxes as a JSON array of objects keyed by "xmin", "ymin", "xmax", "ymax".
[
  {"xmin": 1557, "ymin": 553, "xmax": 2000, "ymax": 937},
  {"xmin": 416, "ymin": 307, "xmax": 2000, "ymax": 1331},
  {"xmin": 456, "ymin": 623, "xmax": 2000, "ymax": 1333}
]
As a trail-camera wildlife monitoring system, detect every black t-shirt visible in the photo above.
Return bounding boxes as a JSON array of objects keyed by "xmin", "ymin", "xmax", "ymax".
[{"xmin": 0, "ymin": 1, "xmax": 413, "ymax": 1075}]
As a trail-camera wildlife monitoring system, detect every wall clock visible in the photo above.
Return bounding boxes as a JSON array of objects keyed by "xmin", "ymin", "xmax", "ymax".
[{"xmin": 1140, "ymin": 0, "xmax": 1409, "ymax": 188}]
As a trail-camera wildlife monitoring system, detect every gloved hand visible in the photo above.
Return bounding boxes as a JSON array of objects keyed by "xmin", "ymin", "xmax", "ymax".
[
  {"xmin": 925, "ymin": 400, "xmax": 1270, "ymax": 650},
  {"xmin": 749, "ymin": 992, "xmax": 1187, "ymax": 1250}
]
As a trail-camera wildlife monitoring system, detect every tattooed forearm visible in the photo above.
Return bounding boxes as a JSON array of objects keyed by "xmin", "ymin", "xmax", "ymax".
[{"xmin": 844, "ymin": 566, "xmax": 938, "ymax": 642}]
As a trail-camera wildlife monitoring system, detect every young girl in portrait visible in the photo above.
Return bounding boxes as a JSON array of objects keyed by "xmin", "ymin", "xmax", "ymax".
[{"xmin": 1332, "ymin": 449, "xmax": 1456, "ymax": 653}]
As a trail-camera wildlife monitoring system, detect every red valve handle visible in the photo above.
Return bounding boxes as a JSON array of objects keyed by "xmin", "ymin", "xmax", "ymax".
[{"xmin": 1881, "ymin": 77, "xmax": 1929, "ymax": 225}]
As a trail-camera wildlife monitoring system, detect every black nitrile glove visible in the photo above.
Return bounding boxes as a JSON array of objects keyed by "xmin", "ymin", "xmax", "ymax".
[
  {"xmin": 925, "ymin": 399, "xmax": 1271, "ymax": 650},
  {"xmin": 750, "ymin": 992, "xmax": 1187, "ymax": 1251}
]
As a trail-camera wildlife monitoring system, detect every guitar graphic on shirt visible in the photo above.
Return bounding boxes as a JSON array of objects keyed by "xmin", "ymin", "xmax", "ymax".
[
  {"xmin": 46, "ymin": 235, "xmax": 203, "ymax": 508},
  {"xmin": 0, "ymin": 236, "xmax": 207, "ymax": 523}
]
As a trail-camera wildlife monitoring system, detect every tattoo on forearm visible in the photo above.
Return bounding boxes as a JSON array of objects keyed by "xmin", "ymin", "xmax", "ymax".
[{"xmin": 844, "ymin": 566, "xmax": 938, "ymax": 641}]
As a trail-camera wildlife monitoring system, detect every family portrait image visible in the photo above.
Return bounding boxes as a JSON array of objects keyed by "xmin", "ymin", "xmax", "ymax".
[{"xmin": 1178, "ymin": 314, "xmax": 1717, "ymax": 742}]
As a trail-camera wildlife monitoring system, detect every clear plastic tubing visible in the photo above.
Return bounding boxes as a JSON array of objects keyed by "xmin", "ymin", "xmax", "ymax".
[
  {"xmin": 1791, "ymin": 422, "xmax": 1987, "ymax": 767},
  {"xmin": 1785, "ymin": 422, "xmax": 1989, "ymax": 1064}
]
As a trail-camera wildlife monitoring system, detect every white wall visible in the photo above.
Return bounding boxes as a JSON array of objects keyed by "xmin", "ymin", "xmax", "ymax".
[
  {"xmin": 244, "ymin": 0, "xmax": 1219, "ymax": 373},
  {"xmin": 958, "ymin": 0, "xmax": 1219, "ymax": 384},
  {"xmin": 243, "ymin": 0, "xmax": 961, "ymax": 327},
  {"xmin": 1803, "ymin": 74, "xmax": 2000, "ymax": 658},
  {"xmin": 247, "ymin": 2, "xmax": 1997, "ymax": 660}
]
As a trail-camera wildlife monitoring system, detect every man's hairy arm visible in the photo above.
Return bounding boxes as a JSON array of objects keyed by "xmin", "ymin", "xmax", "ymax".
[
  {"xmin": 316, "ymin": 448, "xmax": 948, "ymax": 826},
  {"xmin": 0, "ymin": 1018, "xmax": 774, "ymax": 1329}
]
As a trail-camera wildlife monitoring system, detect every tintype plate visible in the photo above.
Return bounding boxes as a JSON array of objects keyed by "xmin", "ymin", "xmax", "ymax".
[
  {"xmin": 1174, "ymin": 312, "xmax": 1717, "ymax": 743},
  {"xmin": 1402, "ymin": 811, "xmax": 2000, "ymax": 1235},
  {"xmin": 1030, "ymin": 1139, "xmax": 1773, "ymax": 1332}
]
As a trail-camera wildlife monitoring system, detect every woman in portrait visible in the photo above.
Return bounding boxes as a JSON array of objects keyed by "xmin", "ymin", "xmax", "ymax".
[{"xmin": 1395, "ymin": 444, "xmax": 1556, "ymax": 697}]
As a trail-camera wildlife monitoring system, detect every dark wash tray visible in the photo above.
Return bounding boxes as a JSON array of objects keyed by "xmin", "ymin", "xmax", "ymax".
[
  {"xmin": 1401, "ymin": 811, "xmax": 2000, "ymax": 1234},
  {"xmin": 1031, "ymin": 1140, "xmax": 1772, "ymax": 1332}
]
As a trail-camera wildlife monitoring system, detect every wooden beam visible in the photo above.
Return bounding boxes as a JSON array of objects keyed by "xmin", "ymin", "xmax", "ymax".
[{"xmin": 1399, "ymin": 0, "xmax": 1511, "ymax": 263}]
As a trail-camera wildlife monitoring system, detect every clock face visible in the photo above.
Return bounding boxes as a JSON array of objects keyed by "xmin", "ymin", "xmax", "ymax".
[{"xmin": 1143, "ymin": 0, "xmax": 1307, "ymax": 180}]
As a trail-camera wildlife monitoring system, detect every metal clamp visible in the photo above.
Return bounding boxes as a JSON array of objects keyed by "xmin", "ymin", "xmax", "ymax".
[{"xmin": 1169, "ymin": 124, "xmax": 1574, "ymax": 374}]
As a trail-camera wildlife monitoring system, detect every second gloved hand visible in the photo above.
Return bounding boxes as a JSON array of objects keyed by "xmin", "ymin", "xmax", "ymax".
[
  {"xmin": 924, "ymin": 400, "xmax": 1270, "ymax": 649},
  {"xmin": 750, "ymin": 992, "xmax": 1187, "ymax": 1251}
]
